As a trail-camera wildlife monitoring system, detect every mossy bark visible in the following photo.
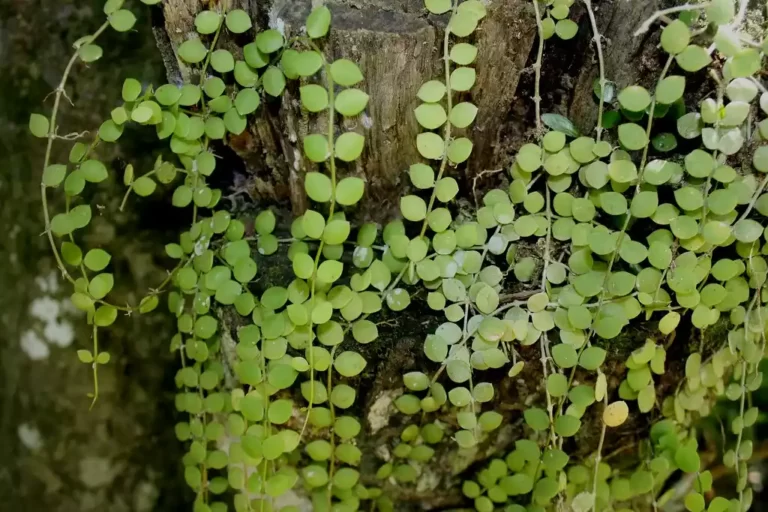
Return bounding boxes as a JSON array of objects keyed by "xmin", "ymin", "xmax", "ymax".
[
  {"xmin": 4, "ymin": 0, "xmax": 753, "ymax": 511},
  {"xmin": 153, "ymin": 1, "xmax": 702, "ymax": 509}
]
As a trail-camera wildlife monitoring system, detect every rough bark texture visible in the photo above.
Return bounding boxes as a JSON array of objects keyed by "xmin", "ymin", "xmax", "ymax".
[
  {"xmin": 151, "ymin": 1, "xmax": 693, "ymax": 509},
  {"xmin": 4, "ymin": 0, "xmax": 743, "ymax": 511}
]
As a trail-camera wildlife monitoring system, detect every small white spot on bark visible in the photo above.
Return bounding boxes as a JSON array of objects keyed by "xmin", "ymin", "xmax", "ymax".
[
  {"xmin": 21, "ymin": 331, "xmax": 50, "ymax": 360},
  {"xmin": 293, "ymin": 148, "xmax": 302, "ymax": 171},
  {"xmin": 17, "ymin": 423, "xmax": 43, "ymax": 450},
  {"xmin": 361, "ymin": 112, "xmax": 373, "ymax": 129},
  {"xmin": 268, "ymin": 7, "xmax": 286, "ymax": 36},
  {"xmin": 368, "ymin": 389, "xmax": 400, "ymax": 434}
]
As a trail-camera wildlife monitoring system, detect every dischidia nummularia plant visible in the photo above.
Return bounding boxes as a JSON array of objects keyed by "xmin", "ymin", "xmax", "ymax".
[{"xmin": 28, "ymin": 0, "xmax": 768, "ymax": 510}]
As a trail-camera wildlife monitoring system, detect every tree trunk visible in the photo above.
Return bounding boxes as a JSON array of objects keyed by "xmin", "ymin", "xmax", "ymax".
[
  {"xmin": 152, "ymin": 0, "xmax": 698, "ymax": 510},
  {"xmin": 5, "ymin": 0, "xmax": 743, "ymax": 511}
]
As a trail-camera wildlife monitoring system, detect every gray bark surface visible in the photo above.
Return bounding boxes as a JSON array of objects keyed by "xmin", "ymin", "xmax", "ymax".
[{"xmin": 3, "ymin": 0, "xmax": 723, "ymax": 510}]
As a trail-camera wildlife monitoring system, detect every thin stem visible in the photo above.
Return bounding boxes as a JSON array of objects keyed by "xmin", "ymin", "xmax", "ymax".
[
  {"xmin": 120, "ymin": 169, "xmax": 157, "ymax": 211},
  {"xmin": 557, "ymin": 55, "xmax": 675, "ymax": 419},
  {"xmin": 637, "ymin": 55, "xmax": 674, "ymax": 175},
  {"xmin": 419, "ymin": 0, "xmax": 457, "ymax": 238},
  {"xmin": 583, "ymin": 0, "xmax": 606, "ymax": 141},
  {"xmin": 634, "ymin": 4, "xmax": 711, "ymax": 36},
  {"xmin": 89, "ymin": 325, "xmax": 100, "ymax": 410},
  {"xmin": 590, "ymin": 419, "xmax": 607, "ymax": 511},
  {"xmin": 702, "ymin": 72, "xmax": 724, "ymax": 223},
  {"xmin": 540, "ymin": 333, "xmax": 557, "ymax": 446},
  {"xmin": 327, "ymin": 345, "xmax": 339, "ymax": 509},
  {"xmin": 300, "ymin": 43, "xmax": 337, "ymax": 440},
  {"xmin": 260, "ymin": 331, "xmax": 271, "ymax": 512},
  {"xmin": 541, "ymin": 187, "xmax": 552, "ymax": 293},
  {"xmin": 40, "ymin": 21, "xmax": 110, "ymax": 285},
  {"xmin": 738, "ymin": 173, "xmax": 768, "ymax": 222},
  {"xmin": 531, "ymin": 0, "xmax": 545, "ymax": 134}
]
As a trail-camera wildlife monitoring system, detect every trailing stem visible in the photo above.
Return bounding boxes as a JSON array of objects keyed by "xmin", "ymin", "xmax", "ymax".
[
  {"xmin": 420, "ymin": 0, "xmax": 457, "ymax": 238},
  {"xmin": 40, "ymin": 21, "xmax": 110, "ymax": 285},
  {"xmin": 582, "ymin": 0, "xmax": 607, "ymax": 141},
  {"xmin": 301, "ymin": 43, "xmax": 337, "ymax": 440},
  {"xmin": 530, "ymin": 0, "xmax": 545, "ymax": 135}
]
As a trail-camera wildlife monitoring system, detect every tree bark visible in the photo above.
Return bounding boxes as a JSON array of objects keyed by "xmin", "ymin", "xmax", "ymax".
[
  {"xmin": 151, "ymin": 1, "xmax": 702, "ymax": 510},
  {"xmin": 5, "ymin": 0, "xmax": 736, "ymax": 511}
]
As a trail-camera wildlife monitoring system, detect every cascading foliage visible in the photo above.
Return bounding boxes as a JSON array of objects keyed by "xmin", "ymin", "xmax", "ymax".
[{"xmin": 28, "ymin": 0, "xmax": 768, "ymax": 511}]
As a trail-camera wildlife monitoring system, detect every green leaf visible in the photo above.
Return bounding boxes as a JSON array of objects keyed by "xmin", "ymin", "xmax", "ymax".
[
  {"xmin": 542, "ymin": 113, "xmax": 579, "ymax": 137},
  {"xmin": 335, "ymin": 132, "xmax": 365, "ymax": 161},
  {"xmin": 661, "ymin": 20, "xmax": 690, "ymax": 54},
  {"xmin": 255, "ymin": 29, "xmax": 284, "ymax": 53},
  {"xmin": 300, "ymin": 85, "xmax": 329, "ymax": 112},
  {"xmin": 400, "ymin": 195, "xmax": 427, "ymax": 221},
  {"xmin": 618, "ymin": 123, "xmax": 648, "ymax": 150},
  {"xmin": 262, "ymin": 66, "xmax": 286, "ymax": 96},
  {"xmin": 416, "ymin": 132, "xmax": 444, "ymax": 159},
  {"xmin": 88, "ymin": 273, "xmax": 114, "ymax": 300},
  {"xmin": 552, "ymin": 344, "xmax": 578, "ymax": 368},
  {"xmin": 409, "ymin": 164, "xmax": 434, "ymax": 189},
  {"xmin": 579, "ymin": 347, "xmax": 606, "ymax": 370},
  {"xmin": 154, "ymin": 84, "xmax": 181, "ymax": 106},
  {"xmin": 448, "ymin": 11, "xmax": 478, "ymax": 37},
  {"xmin": 335, "ymin": 88, "xmax": 369, "ymax": 116},
  {"xmin": 78, "ymin": 44, "xmax": 103, "ymax": 63},
  {"xmin": 676, "ymin": 45, "xmax": 712, "ymax": 72},
  {"xmin": 121, "ymin": 78, "xmax": 141, "ymax": 101},
  {"xmin": 132, "ymin": 176, "xmax": 156, "ymax": 196},
  {"xmin": 226, "ymin": 9, "xmax": 252, "ymax": 33},
  {"xmin": 109, "ymin": 9, "xmax": 136, "ymax": 32},
  {"xmin": 234, "ymin": 88, "xmax": 261, "ymax": 115},
  {"xmin": 334, "ymin": 351, "xmax": 367, "ymax": 377},
  {"xmin": 450, "ymin": 67, "xmax": 476, "ymax": 91},
  {"xmin": 195, "ymin": 10, "xmax": 221, "ymax": 34},
  {"xmin": 210, "ymin": 50, "xmax": 234, "ymax": 73},
  {"xmin": 730, "ymin": 49, "xmax": 761, "ymax": 78},
  {"xmin": 84, "ymin": 249, "xmax": 111, "ymax": 271},
  {"xmin": 50, "ymin": 214, "xmax": 74, "ymax": 236},
  {"xmin": 524, "ymin": 407, "xmax": 549, "ymax": 431},
  {"xmin": 450, "ymin": 43, "xmax": 478, "ymax": 65},
  {"xmin": 305, "ymin": 172, "xmax": 332, "ymax": 202},
  {"xmin": 330, "ymin": 59, "xmax": 364, "ymax": 86},
  {"xmin": 223, "ymin": 108, "xmax": 246, "ymax": 135},
  {"xmin": 417, "ymin": 80, "xmax": 446, "ymax": 103},
  {"xmin": 77, "ymin": 349, "xmax": 94, "ymax": 363},
  {"xmin": 675, "ymin": 445, "xmax": 700, "ymax": 473},
  {"xmin": 42, "ymin": 164, "xmax": 66, "ymax": 187},
  {"xmin": 425, "ymin": 0, "xmax": 451, "ymax": 14},
  {"xmin": 414, "ymin": 103, "xmax": 447, "ymax": 129},
  {"xmin": 29, "ymin": 114, "xmax": 49, "ymax": 138},
  {"xmin": 449, "ymin": 102, "xmax": 478, "ymax": 128},
  {"xmin": 656, "ymin": 76, "xmax": 685, "ymax": 105},
  {"xmin": 306, "ymin": 6, "xmax": 331, "ymax": 38},
  {"xmin": 593, "ymin": 79, "xmax": 616, "ymax": 102},
  {"xmin": 336, "ymin": 177, "xmax": 365, "ymax": 205},
  {"xmin": 303, "ymin": 134, "xmax": 330, "ymax": 162},
  {"xmin": 618, "ymin": 85, "xmax": 651, "ymax": 112},
  {"xmin": 555, "ymin": 19, "xmax": 578, "ymax": 40},
  {"xmin": 651, "ymin": 133, "xmax": 677, "ymax": 153},
  {"xmin": 447, "ymin": 137, "xmax": 473, "ymax": 163},
  {"xmin": 178, "ymin": 39, "xmax": 208, "ymax": 64},
  {"xmin": 79, "ymin": 160, "xmax": 107, "ymax": 183}
]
